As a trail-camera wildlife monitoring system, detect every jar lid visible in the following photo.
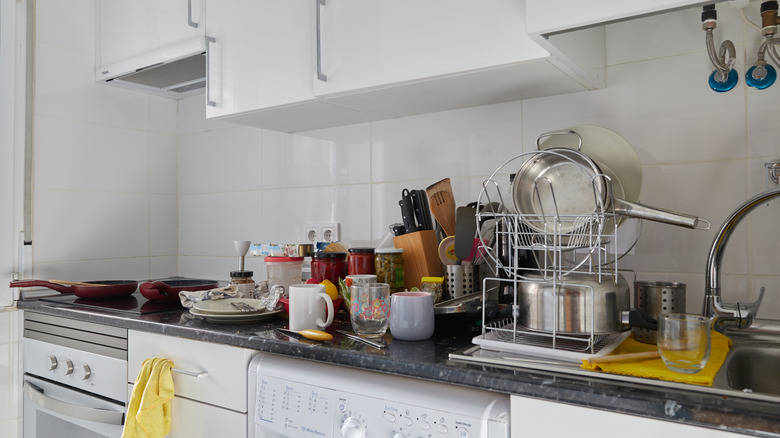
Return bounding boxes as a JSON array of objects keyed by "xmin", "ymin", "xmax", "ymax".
[
  {"xmin": 312, "ymin": 251, "xmax": 347, "ymax": 260},
  {"xmin": 230, "ymin": 270, "xmax": 254, "ymax": 278},
  {"xmin": 375, "ymin": 247, "xmax": 403, "ymax": 253},
  {"xmin": 348, "ymin": 247, "xmax": 375, "ymax": 254},
  {"xmin": 421, "ymin": 276, "xmax": 444, "ymax": 284},
  {"xmin": 265, "ymin": 256, "xmax": 304, "ymax": 262}
]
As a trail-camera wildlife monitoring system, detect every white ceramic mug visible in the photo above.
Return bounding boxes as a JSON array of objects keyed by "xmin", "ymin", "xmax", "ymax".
[
  {"xmin": 288, "ymin": 284, "xmax": 334, "ymax": 332},
  {"xmin": 389, "ymin": 291, "xmax": 435, "ymax": 341}
]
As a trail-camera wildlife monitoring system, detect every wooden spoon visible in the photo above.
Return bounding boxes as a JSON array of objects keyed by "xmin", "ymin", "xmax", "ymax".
[
  {"xmin": 48, "ymin": 279, "xmax": 111, "ymax": 287},
  {"xmin": 426, "ymin": 178, "xmax": 457, "ymax": 236}
]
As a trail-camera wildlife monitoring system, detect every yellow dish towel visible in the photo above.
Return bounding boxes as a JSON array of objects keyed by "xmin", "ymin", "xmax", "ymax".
[
  {"xmin": 122, "ymin": 358, "xmax": 175, "ymax": 438},
  {"xmin": 581, "ymin": 331, "xmax": 731, "ymax": 386}
]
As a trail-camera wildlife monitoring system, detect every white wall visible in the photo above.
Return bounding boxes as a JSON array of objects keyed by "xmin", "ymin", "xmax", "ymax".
[{"xmin": 178, "ymin": 3, "xmax": 780, "ymax": 318}]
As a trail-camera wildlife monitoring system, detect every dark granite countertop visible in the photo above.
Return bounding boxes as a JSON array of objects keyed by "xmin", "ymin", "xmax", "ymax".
[{"xmin": 18, "ymin": 296, "xmax": 780, "ymax": 437}]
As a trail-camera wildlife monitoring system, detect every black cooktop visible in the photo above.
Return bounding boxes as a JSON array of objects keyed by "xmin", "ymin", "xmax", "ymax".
[{"xmin": 39, "ymin": 291, "xmax": 184, "ymax": 315}]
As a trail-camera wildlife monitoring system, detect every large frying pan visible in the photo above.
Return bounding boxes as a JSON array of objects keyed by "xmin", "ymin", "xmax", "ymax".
[
  {"xmin": 139, "ymin": 279, "xmax": 218, "ymax": 303},
  {"xmin": 10, "ymin": 279, "xmax": 138, "ymax": 298}
]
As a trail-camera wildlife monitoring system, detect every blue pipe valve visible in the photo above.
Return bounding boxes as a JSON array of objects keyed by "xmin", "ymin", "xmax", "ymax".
[
  {"xmin": 746, "ymin": 63, "xmax": 777, "ymax": 89},
  {"xmin": 709, "ymin": 69, "xmax": 739, "ymax": 92}
]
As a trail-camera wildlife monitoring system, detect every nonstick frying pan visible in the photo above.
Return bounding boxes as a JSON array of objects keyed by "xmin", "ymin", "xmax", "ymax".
[
  {"xmin": 139, "ymin": 279, "xmax": 219, "ymax": 303},
  {"xmin": 10, "ymin": 279, "xmax": 138, "ymax": 298}
]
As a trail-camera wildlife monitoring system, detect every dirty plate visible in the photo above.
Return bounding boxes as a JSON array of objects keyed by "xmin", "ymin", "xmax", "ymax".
[
  {"xmin": 189, "ymin": 307, "xmax": 282, "ymax": 324},
  {"xmin": 193, "ymin": 298, "xmax": 265, "ymax": 315}
]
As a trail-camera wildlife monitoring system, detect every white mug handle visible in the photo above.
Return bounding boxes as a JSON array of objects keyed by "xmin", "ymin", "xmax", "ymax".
[{"xmin": 317, "ymin": 293, "xmax": 334, "ymax": 328}]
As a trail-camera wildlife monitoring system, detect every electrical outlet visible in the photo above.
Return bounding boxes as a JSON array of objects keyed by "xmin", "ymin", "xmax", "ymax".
[
  {"xmin": 321, "ymin": 223, "xmax": 340, "ymax": 242},
  {"xmin": 303, "ymin": 224, "xmax": 321, "ymax": 243}
]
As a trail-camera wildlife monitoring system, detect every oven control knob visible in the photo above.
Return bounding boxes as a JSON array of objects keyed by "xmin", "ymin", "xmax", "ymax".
[
  {"xmin": 341, "ymin": 417, "xmax": 365, "ymax": 438},
  {"xmin": 63, "ymin": 359, "xmax": 74, "ymax": 375},
  {"xmin": 78, "ymin": 364, "xmax": 92, "ymax": 380},
  {"xmin": 46, "ymin": 355, "xmax": 58, "ymax": 371}
]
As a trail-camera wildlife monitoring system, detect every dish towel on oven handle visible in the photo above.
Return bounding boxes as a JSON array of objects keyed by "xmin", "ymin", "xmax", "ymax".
[{"xmin": 122, "ymin": 358, "xmax": 174, "ymax": 438}]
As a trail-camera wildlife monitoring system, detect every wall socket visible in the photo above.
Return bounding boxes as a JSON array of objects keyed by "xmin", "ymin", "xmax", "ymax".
[{"xmin": 303, "ymin": 223, "xmax": 340, "ymax": 243}]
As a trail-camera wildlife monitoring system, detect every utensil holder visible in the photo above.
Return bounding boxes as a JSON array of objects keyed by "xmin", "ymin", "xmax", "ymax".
[
  {"xmin": 393, "ymin": 230, "xmax": 442, "ymax": 290},
  {"xmin": 445, "ymin": 265, "xmax": 476, "ymax": 299},
  {"xmin": 633, "ymin": 281, "xmax": 686, "ymax": 344}
]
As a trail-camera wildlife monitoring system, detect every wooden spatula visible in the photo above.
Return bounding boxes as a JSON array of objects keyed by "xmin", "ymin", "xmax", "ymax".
[{"xmin": 426, "ymin": 178, "xmax": 457, "ymax": 236}]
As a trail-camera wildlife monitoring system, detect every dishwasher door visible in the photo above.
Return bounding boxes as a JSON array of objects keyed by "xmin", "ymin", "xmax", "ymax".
[{"xmin": 248, "ymin": 353, "xmax": 510, "ymax": 438}]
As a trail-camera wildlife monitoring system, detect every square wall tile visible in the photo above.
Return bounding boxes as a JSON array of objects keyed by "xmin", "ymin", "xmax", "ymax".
[
  {"xmin": 261, "ymin": 129, "xmax": 371, "ymax": 188},
  {"xmin": 179, "ymin": 127, "xmax": 262, "ymax": 194},
  {"xmin": 149, "ymin": 96, "xmax": 178, "ymax": 135},
  {"xmin": 149, "ymin": 194, "xmax": 178, "ymax": 257},
  {"xmin": 150, "ymin": 133, "xmax": 178, "ymax": 195},
  {"xmin": 35, "ymin": 43, "xmax": 149, "ymax": 131},
  {"xmin": 36, "ymin": 0, "xmax": 94, "ymax": 54},
  {"xmin": 178, "ymin": 192, "xmax": 263, "ymax": 257},
  {"xmin": 34, "ymin": 190, "xmax": 150, "ymax": 263},
  {"xmin": 149, "ymin": 256, "xmax": 179, "ymax": 279},
  {"xmin": 34, "ymin": 116, "xmax": 149, "ymax": 193}
]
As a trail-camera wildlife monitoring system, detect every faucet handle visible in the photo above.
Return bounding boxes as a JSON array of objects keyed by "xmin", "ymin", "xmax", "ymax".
[{"xmin": 736, "ymin": 286, "xmax": 766, "ymax": 328}]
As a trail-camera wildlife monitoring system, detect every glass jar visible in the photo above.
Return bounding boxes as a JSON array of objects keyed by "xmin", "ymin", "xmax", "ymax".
[
  {"xmin": 421, "ymin": 276, "xmax": 444, "ymax": 304},
  {"xmin": 230, "ymin": 270, "xmax": 255, "ymax": 298},
  {"xmin": 310, "ymin": 251, "xmax": 348, "ymax": 285},
  {"xmin": 348, "ymin": 247, "xmax": 375, "ymax": 275},
  {"xmin": 375, "ymin": 248, "xmax": 404, "ymax": 292}
]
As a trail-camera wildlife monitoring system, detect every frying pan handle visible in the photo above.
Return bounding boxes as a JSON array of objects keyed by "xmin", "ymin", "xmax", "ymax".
[
  {"xmin": 142, "ymin": 281, "xmax": 172, "ymax": 297},
  {"xmin": 612, "ymin": 198, "xmax": 712, "ymax": 230},
  {"xmin": 9, "ymin": 280, "xmax": 72, "ymax": 294},
  {"xmin": 535, "ymin": 130, "xmax": 583, "ymax": 151}
]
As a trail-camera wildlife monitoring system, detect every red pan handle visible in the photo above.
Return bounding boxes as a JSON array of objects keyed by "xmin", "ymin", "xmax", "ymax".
[{"xmin": 9, "ymin": 280, "xmax": 73, "ymax": 294}]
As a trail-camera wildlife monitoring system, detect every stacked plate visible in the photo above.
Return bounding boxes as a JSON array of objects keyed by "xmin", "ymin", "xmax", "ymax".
[{"xmin": 189, "ymin": 298, "xmax": 282, "ymax": 324}]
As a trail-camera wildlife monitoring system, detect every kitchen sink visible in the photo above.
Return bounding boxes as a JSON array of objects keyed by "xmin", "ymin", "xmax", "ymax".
[{"xmin": 716, "ymin": 343, "xmax": 780, "ymax": 395}]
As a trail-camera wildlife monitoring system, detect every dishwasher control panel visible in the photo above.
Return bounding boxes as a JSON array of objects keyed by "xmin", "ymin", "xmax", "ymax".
[{"xmin": 249, "ymin": 353, "xmax": 510, "ymax": 438}]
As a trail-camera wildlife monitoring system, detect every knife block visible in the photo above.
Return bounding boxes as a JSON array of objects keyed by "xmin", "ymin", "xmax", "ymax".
[{"xmin": 392, "ymin": 230, "xmax": 442, "ymax": 290}]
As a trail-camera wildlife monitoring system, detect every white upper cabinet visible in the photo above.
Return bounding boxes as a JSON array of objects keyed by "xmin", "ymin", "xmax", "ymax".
[
  {"xmin": 525, "ymin": 0, "xmax": 713, "ymax": 35},
  {"xmin": 312, "ymin": 0, "xmax": 588, "ymax": 119},
  {"xmin": 97, "ymin": 0, "xmax": 205, "ymax": 77}
]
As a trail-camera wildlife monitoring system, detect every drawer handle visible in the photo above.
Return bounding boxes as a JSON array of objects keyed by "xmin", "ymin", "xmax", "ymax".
[{"xmin": 171, "ymin": 367, "xmax": 208, "ymax": 378}]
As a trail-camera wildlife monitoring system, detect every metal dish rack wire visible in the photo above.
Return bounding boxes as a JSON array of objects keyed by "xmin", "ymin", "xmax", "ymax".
[{"xmin": 473, "ymin": 151, "xmax": 630, "ymax": 361}]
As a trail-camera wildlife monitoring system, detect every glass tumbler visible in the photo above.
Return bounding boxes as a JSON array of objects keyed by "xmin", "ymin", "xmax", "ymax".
[
  {"xmin": 657, "ymin": 313, "xmax": 711, "ymax": 374},
  {"xmin": 350, "ymin": 283, "xmax": 390, "ymax": 337}
]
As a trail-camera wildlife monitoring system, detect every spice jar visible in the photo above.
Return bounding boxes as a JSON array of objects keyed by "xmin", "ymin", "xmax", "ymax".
[
  {"xmin": 310, "ymin": 251, "xmax": 348, "ymax": 285},
  {"xmin": 421, "ymin": 276, "xmax": 445, "ymax": 304},
  {"xmin": 375, "ymin": 248, "xmax": 404, "ymax": 292},
  {"xmin": 230, "ymin": 270, "xmax": 255, "ymax": 298},
  {"xmin": 348, "ymin": 247, "xmax": 375, "ymax": 275}
]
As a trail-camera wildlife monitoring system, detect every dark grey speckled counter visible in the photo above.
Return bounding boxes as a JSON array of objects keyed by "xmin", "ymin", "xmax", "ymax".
[{"xmin": 18, "ymin": 297, "xmax": 780, "ymax": 437}]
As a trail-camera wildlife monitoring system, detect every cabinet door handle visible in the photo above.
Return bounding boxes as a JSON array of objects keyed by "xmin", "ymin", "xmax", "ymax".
[
  {"xmin": 171, "ymin": 367, "xmax": 208, "ymax": 378},
  {"xmin": 316, "ymin": 0, "xmax": 328, "ymax": 82},
  {"xmin": 23, "ymin": 381, "xmax": 125, "ymax": 426},
  {"xmin": 187, "ymin": 0, "xmax": 199, "ymax": 28},
  {"xmin": 206, "ymin": 36, "xmax": 217, "ymax": 107}
]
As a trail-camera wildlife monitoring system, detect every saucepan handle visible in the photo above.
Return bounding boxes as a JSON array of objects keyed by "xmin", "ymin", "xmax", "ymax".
[
  {"xmin": 535, "ymin": 130, "xmax": 583, "ymax": 151},
  {"xmin": 612, "ymin": 198, "xmax": 711, "ymax": 230}
]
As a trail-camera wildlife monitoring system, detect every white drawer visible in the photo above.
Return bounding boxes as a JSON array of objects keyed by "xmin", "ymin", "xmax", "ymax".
[
  {"xmin": 128, "ymin": 384, "xmax": 247, "ymax": 438},
  {"xmin": 128, "ymin": 330, "xmax": 253, "ymax": 412}
]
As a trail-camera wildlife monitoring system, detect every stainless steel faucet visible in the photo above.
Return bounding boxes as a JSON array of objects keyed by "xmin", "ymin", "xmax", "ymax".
[{"xmin": 703, "ymin": 188, "xmax": 780, "ymax": 332}]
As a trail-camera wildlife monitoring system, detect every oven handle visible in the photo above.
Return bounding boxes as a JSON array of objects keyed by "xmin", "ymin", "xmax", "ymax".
[{"xmin": 23, "ymin": 381, "xmax": 125, "ymax": 426}]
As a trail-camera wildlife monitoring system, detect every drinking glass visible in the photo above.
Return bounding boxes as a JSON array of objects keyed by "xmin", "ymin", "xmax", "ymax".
[
  {"xmin": 350, "ymin": 283, "xmax": 390, "ymax": 337},
  {"xmin": 657, "ymin": 313, "xmax": 711, "ymax": 374}
]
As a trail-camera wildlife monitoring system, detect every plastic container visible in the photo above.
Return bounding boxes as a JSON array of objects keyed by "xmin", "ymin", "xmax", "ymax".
[
  {"xmin": 265, "ymin": 256, "xmax": 304, "ymax": 294},
  {"xmin": 375, "ymin": 248, "xmax": 405, "ymax": 293},
  {"xmin": 311, "ymin": 252, "xmax": 348, "ymax": 285},
  {"xmin": 348, "ymin": 247, "xmax": 375, "ymax": 275},
  {"xmin": 421, "ymin": 276, "xmax": 445, "ymax": 304}
]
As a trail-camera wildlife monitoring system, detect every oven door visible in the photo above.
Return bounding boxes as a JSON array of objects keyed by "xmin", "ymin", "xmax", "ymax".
[{"xmin": 23, "ymin": 375, "xmax": 125, "ymax": 438}]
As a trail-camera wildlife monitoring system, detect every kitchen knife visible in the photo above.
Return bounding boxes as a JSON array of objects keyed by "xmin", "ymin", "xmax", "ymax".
[
  {"xmin": 399, "ymin": 189, "xmax": 419, "ymax": 233},
  {"xmin": 410, "ymin": 189, "xmax": 432, "ymax": 230}
]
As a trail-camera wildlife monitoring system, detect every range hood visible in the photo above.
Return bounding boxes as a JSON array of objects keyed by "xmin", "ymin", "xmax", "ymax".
[{"xmin": 96, "ymin": 39, "xmax": 206, "ymax": 98}]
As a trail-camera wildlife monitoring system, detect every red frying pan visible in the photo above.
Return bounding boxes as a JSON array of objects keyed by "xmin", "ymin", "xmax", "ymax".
[
  {"xmin": 10, "ymin": 279, "xmax": 138, "ymax": 298},
  {"xmin": 139, "ymin": 279, "xmax": 218, "ymax": 303}
]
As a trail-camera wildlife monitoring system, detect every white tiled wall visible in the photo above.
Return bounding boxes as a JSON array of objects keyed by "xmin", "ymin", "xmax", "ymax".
[{"xmin": 176, "ymin": 4, "xmax": 780, "ymax": 319}]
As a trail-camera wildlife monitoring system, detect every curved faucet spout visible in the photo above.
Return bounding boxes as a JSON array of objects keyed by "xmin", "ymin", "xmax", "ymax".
[{"xmin": 704, "ymin": 188, "xmax": 780, "ymax": 331}]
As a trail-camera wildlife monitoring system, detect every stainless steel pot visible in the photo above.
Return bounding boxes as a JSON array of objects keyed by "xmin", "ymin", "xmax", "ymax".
[{"xmin": 518, "ymin": 273, "xmax": 631, "ymax": 335}]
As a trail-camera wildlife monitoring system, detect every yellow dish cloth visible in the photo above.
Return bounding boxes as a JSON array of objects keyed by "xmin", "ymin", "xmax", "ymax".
[
  {"xmin": 581, "ymin": 331, "xmax": 731, "ymax": 386},
  {"xmin": 122, "ymin": 358, "xmax": 175, "ymax": 438}
]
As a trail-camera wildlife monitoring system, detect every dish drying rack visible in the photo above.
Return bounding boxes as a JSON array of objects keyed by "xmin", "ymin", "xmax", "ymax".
[{"xmin": 472, "ymin": 151, "xmax": 634, "ymax": 362}]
